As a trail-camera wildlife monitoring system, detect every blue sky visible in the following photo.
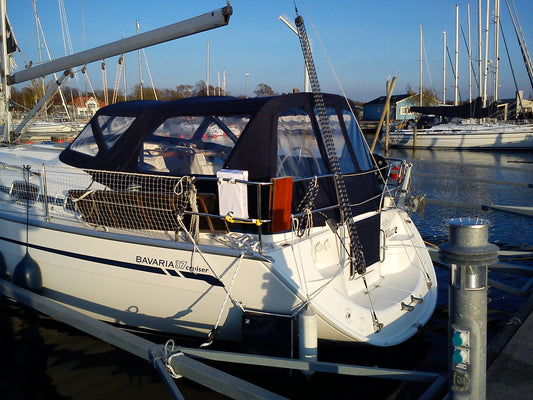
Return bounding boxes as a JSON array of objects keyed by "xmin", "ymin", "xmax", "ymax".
[{"xmin": 7, "ymin": 0, "xmax": 533, "ymax": 102}]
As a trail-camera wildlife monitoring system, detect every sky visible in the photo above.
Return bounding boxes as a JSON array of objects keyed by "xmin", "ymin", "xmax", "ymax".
[{"xmin": 6, "ymin": 0, "xmax": 533, "ymax": 103}]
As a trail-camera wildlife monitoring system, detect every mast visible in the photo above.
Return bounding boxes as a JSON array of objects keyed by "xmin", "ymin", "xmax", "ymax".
[
  {"xmin": 443, "ymin": 31, "xmax": 447, "ymax": 104},
  {"xmin": 468, "ymin": 4, "xmax": 472, "ymax": 102},
  {"xmin": 478, "ymin": 0, "xmax": 483, "ymax": 97},
  {"xmin": 483, "ymin": 0, "xmax": 490, "ymax": 107},
  {"xmin": 494, "ymin": 0, "xmax": 500, "ymax": 102},
  {"xmin": 454, "ymin": 4, "xmax": 460, "ymax": 105},
  {"xmin": 137, "ymin": 20, "xmax": 143, "ymax": 100},
  {"xmin": 419, "ymin": 25, "xmax": 423, "ymax": 106},
  {"xmin": 0, "ymin": 0, "xmax": 12, "ymax": 142},
  {"xmin": 206, "ymin": 41, "xmax": 210, "ymax": 96},
  {"xmin": 279, "ymin": 14, "xmax": 310, "ymax": 92},
  {"xmin": 223, "ymin": 69, "xmax": 226, "ymax": 95}
]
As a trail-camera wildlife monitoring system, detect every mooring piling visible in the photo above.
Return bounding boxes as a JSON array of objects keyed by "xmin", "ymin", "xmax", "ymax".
[{"xmin": 439, "ymin": 217, "xmax": 499, "ymax": 399}]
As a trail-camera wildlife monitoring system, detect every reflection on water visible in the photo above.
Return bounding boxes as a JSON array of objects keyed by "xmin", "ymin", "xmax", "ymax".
[
  {"xmin": 387, "ymin": 147, "xmax": 533, "ymax": 361},
  {"xmin": 0, "ymin": 301, "xmax": 224, "ymax": 400},
  {"xmin": 1, "ymin": 148, "xmax": 532, "ymax": 399},
  {"xmin": 386, "ymin": 148, "xmax": 533, "ymax": 250}
]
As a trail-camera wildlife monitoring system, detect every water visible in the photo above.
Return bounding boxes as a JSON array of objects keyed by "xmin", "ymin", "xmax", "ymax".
[{"xmin": 1, "ymin": 148, "xmax": 532, "ymax": 399}]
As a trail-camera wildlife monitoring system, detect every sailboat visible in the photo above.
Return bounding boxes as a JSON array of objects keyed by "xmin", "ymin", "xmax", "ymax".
[
  {"xmin": 387, "ymin": 98, "xmax": 533, "ymax": 149},
  {"xmin": 387, "ymin": 0, "xmax": 533, "ymax": 150},
  {"xmin": 0, "ymin": 3, "xmax": 437, "ymax": 349}
]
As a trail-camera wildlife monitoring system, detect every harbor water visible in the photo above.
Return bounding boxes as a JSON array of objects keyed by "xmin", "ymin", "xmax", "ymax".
[{"xmin": 1, "ymin": 148, "xmax": 532, "ymax": 399}]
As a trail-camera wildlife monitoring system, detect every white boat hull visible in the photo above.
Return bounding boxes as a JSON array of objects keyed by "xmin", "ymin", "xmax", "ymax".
[
  {"xmin": 387, "ymin": 123, "xmax": 533, "ymax": 149},
  {"xmin": 0, "ymin": 181, "xmax": 437, "ymax": 347}
]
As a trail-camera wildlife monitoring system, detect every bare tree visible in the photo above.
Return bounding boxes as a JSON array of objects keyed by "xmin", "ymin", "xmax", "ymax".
[{"xmin": 254, "ymin": 83, "xmax": 277, "ymax": 97}]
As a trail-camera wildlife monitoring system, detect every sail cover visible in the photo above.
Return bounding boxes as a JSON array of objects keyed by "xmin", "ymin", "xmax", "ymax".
[{"xmin": 409, "ymin": 97, "xmax": 497, "ymax": 118}]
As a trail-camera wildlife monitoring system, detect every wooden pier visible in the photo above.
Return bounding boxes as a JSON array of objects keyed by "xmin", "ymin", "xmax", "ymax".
[{"xmin": 487, "ymin": 294, "xmax": 533, "ymax": 399}]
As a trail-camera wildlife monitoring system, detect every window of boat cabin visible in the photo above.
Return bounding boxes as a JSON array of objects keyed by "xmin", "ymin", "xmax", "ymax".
[
  {"xmin": 339, "ymin": 109, "xmax": 373, "ymax": 171},
  {"xmin": 69, "ymin": 122, "xmax": 99, "ymax": 156},
  {"xmin": 276, "ymin": 108, "xmax": 327, "ymax": 178},
  {"xmin": 318, "ymin": 107, "xmax": 373, "ymax": 173},
  {"xmin": 275, "ymin": 107, "xmax": 371, "ymax": 178},
  {"xmin": 69, "ymin": 115, "xmax": 135, "ymax": 156},
  {"xmin": 99, "ymin": 116, "xmax": 135, "ymax": 150},
  {"xmin": 138, "ymin": 115, "xmax": 249, "ymax": 175}
]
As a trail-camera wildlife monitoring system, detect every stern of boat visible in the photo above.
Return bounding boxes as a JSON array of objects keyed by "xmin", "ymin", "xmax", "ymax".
[{"xmin": 268, "ymin": 207, "xmax": 437, "ymax": 346}]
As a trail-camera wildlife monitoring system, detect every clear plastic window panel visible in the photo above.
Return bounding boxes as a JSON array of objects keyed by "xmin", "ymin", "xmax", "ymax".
[
  {"xmin": 139, "ymin": 115, "xmax": 249, "ymax": 176},
  {"xmin": 69, "ymin": 123, "xmax": 99, "ymax": 156},
  {"xmin": 325, "ymin": 107, "xmax": 357, "ymax": 174},
  {"xmin": 98, "ymin": 115, "xmax": 135, "ymax": 150},
  {"xmin": 342, "ymin": 109, "xmax": 373, "ymax": 171},
  {"xmin": 276, "ymin": 108, "xmax": 326, "ymax": 178}
]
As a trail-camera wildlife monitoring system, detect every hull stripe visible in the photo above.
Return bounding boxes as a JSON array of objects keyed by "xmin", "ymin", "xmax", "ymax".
[{"xmin": 0, "ymin": 234, "xmax": 224, "ymax": 287}]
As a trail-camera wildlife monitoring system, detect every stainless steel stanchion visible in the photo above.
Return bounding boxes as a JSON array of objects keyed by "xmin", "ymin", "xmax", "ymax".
[{"xmin": 439, "ymin": 217, "xmax": 498, "ymax": 400}]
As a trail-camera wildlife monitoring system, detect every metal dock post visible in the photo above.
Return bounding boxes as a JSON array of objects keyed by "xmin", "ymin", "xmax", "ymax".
[{"xmin": 439, "ymin": 217, "xmax": 498, "ymax": 399}]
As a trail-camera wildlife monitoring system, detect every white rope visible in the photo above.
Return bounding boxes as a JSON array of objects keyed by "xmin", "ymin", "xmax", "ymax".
[
  {"xmin": 397, "ymin": 214, "xmax": 434, "ymax": 285},
  {"xmin": 199, "ymin": 252, "xmax": 246, "ymax": 348},
  {"xmin": 213, "ymin": 253, "xmax": 244, "ymax": 329},
  {"xmin": 81, "ymin": 65, "xmax": 97, "ymax": 99},
  {"xmin": 172, "ymin": 176, "xmax": 199, "ymax": 243},
  {"xmin": 143, "ymin": 49, "xmax": 159, "ymax": 100},
  {"xmin": 175, "ymin": 216, "xmax": 244, "ymax": 312},
  {"xmin": 163, "ymin": 340, "xmax": 182, "ymax": 379},
  {"xmin": 112, "ymin": 55, "xmax": 124, "ymax": 104},
  {"xmin": 102, "ymin": 60, "xmax": 109, "ymax": 105}
]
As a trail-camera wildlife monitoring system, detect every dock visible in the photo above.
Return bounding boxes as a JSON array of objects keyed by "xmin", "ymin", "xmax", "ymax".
[{"xmin": 487, "ymin": 294, "xmax": 533, "ymax": 399}]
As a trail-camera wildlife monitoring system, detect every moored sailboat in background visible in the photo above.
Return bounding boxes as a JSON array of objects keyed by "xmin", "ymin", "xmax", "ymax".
[
  {"xmin": 386, "ymin": 0, "xmax": 533, "ymax": 150},
  {"xmin": 387, "ymin": 97, "xmax": 533, "ymax": 149}
]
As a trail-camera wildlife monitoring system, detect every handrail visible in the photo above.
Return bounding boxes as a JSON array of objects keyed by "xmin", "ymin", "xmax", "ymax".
[{"xmin": 1, "ymin": 163, "xmax": 401, "ymax": 252}]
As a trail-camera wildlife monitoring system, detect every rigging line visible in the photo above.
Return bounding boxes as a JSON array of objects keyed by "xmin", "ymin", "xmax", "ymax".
[
  {"xmin": 112, "ymin": 55, "xmax": 124, "ymax": 104},
  {"xmin": 296, "ymin": 0, "xmax": 394, "ymax": 183},
  {"xmin": 33, "ymin": 4, "xmax": 72, "ymax": 120},
  {"xmin": 505, "ymin": 0, "xmax": 533, "ymax": 93},
  {"xmin": 460, "ymin": 24, "xmax": 480, "ymax": 91},
  {"xmin": 175, "ymin": 216, "xmax": 243, "ymax": 310},
  {"xmin": 58, "ymin": 0, "xmax": 81, "ymax": 90},
  {"xmin": 297, "ymin": 1, "xmax": 365, "ymax": 138},
  {"xmin": 422, "ymin": 39, "xmax": 435, "ymax": 96},
  {"xmin": 101, "ymin": 60, "xmax": 109, "ymax": 105},
  {"xmin": 361, "ymin": 275, "xmax": 383, "ymax": 332},
  {"xmin": 511, "ymin": 0, "xmax": 533, "ymax": 79},
  {"xmin": 289, "ymin": 239, "xmax": 311, "ymax": 302},
  {"xmin": 397, "ymin": 216, "xmax": 433, "ymax": 283},
  {"xmin": 295, "ymin": 11, "xmax": 366, "ymax": 278},
  {"xmin": 211, "ymin": 253, "xmax": 245, "ymax": 330},
  {"xmin": 500, "ymin": 23, "xmax": 521, "ymax": 105},
  {"xmin": 445, "ymin": 46, "xmax": 462, "ymax": 103},
  {"xmin": 58, "ymin": 0, "xmax": 68, "ymax": 57},
  {"xmin": 81, "ymin": 65, "xmax": 96, "ymax": 98},
  {"xmin": 142, "ymin": 49, "xmax": 158, "ymax": 100}
]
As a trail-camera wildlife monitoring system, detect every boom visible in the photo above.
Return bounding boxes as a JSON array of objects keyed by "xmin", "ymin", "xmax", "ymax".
[{"xmin": 8, "ymin": 4, "xmax": 232, "ymax": 85}]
